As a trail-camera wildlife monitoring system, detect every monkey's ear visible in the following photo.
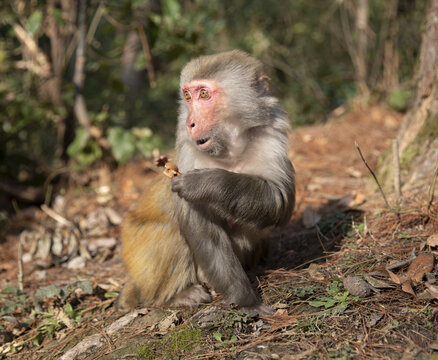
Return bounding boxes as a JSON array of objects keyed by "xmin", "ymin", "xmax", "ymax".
[{"xmin": 256, "ymin": 74, "xmax": 271, "ymax": 94}]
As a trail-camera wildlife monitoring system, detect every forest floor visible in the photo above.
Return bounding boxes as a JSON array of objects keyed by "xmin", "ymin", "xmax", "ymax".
[{"xmin": 0, "ymin": 104, "xmax": 437, "ymax": 360}]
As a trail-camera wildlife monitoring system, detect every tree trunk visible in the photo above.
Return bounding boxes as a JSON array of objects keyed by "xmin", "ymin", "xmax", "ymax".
[
  {"xmin": 389, "ymin": 0, "xmax": 438, "ymax": 195},
  {"xmin": 356, "ymin": 0, "xmax": 370, "ymax": 97},
  {"xmin": 383, "ymin": 0, "xmax": 399, "ymax": 90},
  {"xmin": 340, "ymin": 0, "xmax": 371, "ymax": 98}
]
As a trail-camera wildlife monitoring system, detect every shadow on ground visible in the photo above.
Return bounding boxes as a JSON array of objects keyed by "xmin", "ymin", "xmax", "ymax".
[{"xmin": 265, "ymin": 200, "xmax": 364, "ymax": 271}]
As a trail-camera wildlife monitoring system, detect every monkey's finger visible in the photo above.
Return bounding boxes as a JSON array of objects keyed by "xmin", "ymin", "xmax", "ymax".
[{"xmin": 170, "ymin": 176, "xmax": 184, "ymax": 193}]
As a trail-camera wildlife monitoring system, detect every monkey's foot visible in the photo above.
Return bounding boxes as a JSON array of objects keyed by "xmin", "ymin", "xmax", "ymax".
[
  {"xmin": 241, "ymin": 303, "xmax": 275, "ymax": 317},
  {"xmin": 116, "ymin": 281, "xmax": 140, "ymax": 314},
  {"xmin": 169, "ymin": 284, "xmax": 212, "ymax": 307}
]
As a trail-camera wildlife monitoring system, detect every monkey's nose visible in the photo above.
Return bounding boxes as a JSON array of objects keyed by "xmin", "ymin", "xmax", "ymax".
[{"xmin": 187, "ymin": 122, "xmax": 196, "ymax": 135}]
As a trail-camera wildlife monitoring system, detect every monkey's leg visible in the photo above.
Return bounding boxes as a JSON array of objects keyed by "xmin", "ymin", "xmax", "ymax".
[
  {"xmin": 180, "ymin": 211, "xmax": 261, "ymax": 309},
  {"xmin": 122, "ymin": 217, "xmax": 201, "ymax": 308},
  {"xmin": 116, "ymin": 280, "xmax": 140, "ymax": 314}
]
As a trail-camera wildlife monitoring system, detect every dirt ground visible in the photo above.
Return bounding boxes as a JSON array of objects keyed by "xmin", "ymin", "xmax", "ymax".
[{"xmin": 0, "ymin": 104, "xmax": 437, "ymax": 359}]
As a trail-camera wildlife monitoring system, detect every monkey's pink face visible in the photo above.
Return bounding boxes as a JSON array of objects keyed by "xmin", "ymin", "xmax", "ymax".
[{"xmin": 181, "ymin": 79, "xmax": 221, "ymax": 150}]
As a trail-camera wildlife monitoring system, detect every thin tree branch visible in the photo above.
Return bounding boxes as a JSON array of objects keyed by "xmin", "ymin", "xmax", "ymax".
[
  {"xmin": 73, "ymin": 0, "xmax": 90, "ymax": 130},
  {"xmin": 18, "ymin": 235, "xmax": 24, "ymax": 292},
  {"xmin": 355, "ymin": 141, "xmax": 391, "ymax": 209},
  {"xmin": 392, "ymin": 139, "xmax": 402, "ymax": 202},
  {"xmin": 137, "ymin": 24, "xmax": 157, "ymax": 88}
]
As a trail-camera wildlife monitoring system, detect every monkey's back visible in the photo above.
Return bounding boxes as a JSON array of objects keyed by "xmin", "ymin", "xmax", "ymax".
[{"xmin": 121, "ymin": 176, "xmax": 197, "ymax": 305}]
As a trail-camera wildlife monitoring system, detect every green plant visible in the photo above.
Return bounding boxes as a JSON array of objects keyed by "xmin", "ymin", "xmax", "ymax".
[
  {"xmin": 308, "ymin": 278, "xmax": 357, "ymax": 314},
  {"xmin": 107, "ymin": 126, "xmax": 163, "ymax": 163},
  {"xmin": 213, "ymin": 331, "xmax": 238, "ymax": 349},
  {"xmin": 137, "ymin": 324, "xmax": 203, "ymax": 359},
  {"xmin": 67, "ymin": 128, "xmax": 102, "ymax": 166},
  {"xmin": 387, "ymin": 88, "xmax": 413, "ymax": 112},
  {"xmin": 294, "ymin": 286, "xmax": 315, "ymax": 299},
  {"xmin": 0, "ymin": 286, "xmax": 27, "ymax": 316}
]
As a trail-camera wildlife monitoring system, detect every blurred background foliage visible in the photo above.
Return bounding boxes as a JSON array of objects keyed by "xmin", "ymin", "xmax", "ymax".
[{"xmin": 0, "ymin": 0, "xmax": 427, "ymax": 191}]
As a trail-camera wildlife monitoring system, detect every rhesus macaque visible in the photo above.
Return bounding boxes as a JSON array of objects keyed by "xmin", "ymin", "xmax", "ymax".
[{"xmin": 118, "ymin": 50, "xmax": 295, "ymax": 315}]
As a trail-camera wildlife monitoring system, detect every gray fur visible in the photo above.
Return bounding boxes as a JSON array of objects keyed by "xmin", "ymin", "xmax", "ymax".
[{"xmin": 172, "ymin": 50, "xmax": 295, "ymax": 310}]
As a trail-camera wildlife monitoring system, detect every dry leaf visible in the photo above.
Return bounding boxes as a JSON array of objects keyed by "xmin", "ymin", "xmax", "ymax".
[
  {"xmin": 336, "ymin": 192, "xmax": 366, "ymax": 207},
  {"xmin": 406, "ymin": 252, "xmax": 434, "ymax": 284},
  {"xmin": 427, "ymin": 234, "xmax": 438, "ymax": 247},
  {"xmin": 354, "ymin": 192, "xmax": 366, "ymax": 205},
  {"xmin": 273, "ymin": 309, "xmax": 288, "ymax": 317},
  {"xmin": 425, "ymin": 284, "xmax": 438, "ymax": 299},
  {"xmin": 367, "ymin": 313, "xmax": 383, "ymax": 328},
  {"xmin": 155, "ymin": 311, "xmax": 178, "ymax": 332},
  {"xmin": 302, "ymin": 205, "xmax": 321, "ymax": 228},
  {"xmin": 274, "ymin": 303, "xmax": 289, "ymax": 309},
  {"xmin": 337, "ymin": 194, "xmax": 355, "ymax": 207},
  {"xmin": 401, "ymin": 280, "xmax": 416, "ymax": 297},
  {"xmin": 363, "ymin": 274, "xmax": 395, "ymax": 289},
  {"xmin": 53, "ymin": 308, "xmax": 75, "ymax": 329},
  {"xmin": 387, "ymin": 269, "xmax": 402, "ymax": 284},
  {"xmin": 104, "ymin": 208, "xmax": 122, "ymax": 225}
]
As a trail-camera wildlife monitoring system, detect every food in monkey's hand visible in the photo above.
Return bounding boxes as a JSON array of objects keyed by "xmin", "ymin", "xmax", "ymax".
[
  {"xmin": 155, "ymin": 155, "xmax": 169, "ymax": 168},
  {"xmin": 155, "ymin": 157, "xmax": 181, "ymax": 178},
  {"xmin": 163, "ymin": 162, "xmax": 181, "ymax": 178}
]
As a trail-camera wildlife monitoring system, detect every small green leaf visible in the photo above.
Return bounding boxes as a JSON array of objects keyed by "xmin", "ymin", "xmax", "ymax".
[
  {"xmin": 107, "ymin": 127, "xmax": 136, "ymax": 163},
  {"xmin": 213, "ymin": 332, "xmax": 223, "ymax": 342},
  {"xmin": 27, "ymin": 10, "xmax": 42, "ymax": 35},
  {"xmin": 149, "ymin": 12, "xmax": 162, "ymax": 25},
  {"xmin": 75, "ymin": 279, "xmax": 93, "ymax": 295},
  {"xmin": 67, "ymin": 127, "xmax": 90, "ymax": 156},
  {"xmin": 162, "ymin": 0, "xmax": 181, "ymax": 20},
  {"xmin": 134, "ymin": 52, "xmax": 148, "ymax": 71},
  {"xmin": 64, "ymin": 302, "xmax": 75, "ymax": 318},
  {"xmin": 332, "ymin": 302, "xmax": 349, "ymax": 314},
  {"xmin": 104, "ymin": 291, "xmax": 119, "ymax": 298},
  {"xmin": 67, "ymin": 128, "xmax": 102, "ymax": 166},
  {"xmin": 35, "ymin": 284, "xmax": 61, "ymax": 299},
  {"xmin": 2, "ymin": 286, "xmax": 19, "ymax": 294},
  {"xmin": 133, "ymin": 0, "xmax": 149, "ymax": 7},
  {"xmin": 52, "ymin": 8, "xmax": 66, "ymax": 26},
  {"xmin": 387, "ymin": 88, "xmax": 412, "ymax": 112},
  {"xmin": 323, "ymin": 298, "xmax": 336, "ymax": 308},
  {"xmin": 308, "ymin": 300, "xmax": 327, "ymax": 308}
]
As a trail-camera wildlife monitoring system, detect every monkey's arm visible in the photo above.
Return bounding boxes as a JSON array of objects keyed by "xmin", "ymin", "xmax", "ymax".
[{"xmin": 171, "ymin": 166, "xmax": 294, "ymax": 227}]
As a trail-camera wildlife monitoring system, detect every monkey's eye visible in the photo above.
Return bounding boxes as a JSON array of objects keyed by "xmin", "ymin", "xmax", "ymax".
[
  {"xmin": 199, "ymin": 88, "xmax": 210, "ymax": 99},
  {"xmin": 183, "ymin": 90, "xmax": 191, "ymax": 100}
]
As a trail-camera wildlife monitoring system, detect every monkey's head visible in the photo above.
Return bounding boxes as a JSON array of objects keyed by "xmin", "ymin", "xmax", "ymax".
[{"xmin": 177, "ymin": 50, "xmax": 273, "ymax": 159}]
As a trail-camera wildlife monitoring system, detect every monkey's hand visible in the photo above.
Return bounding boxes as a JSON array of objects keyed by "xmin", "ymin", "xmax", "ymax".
[
  {"xmin": 171, "ymin": 168, "xmax": 288, "ymax": 227},
  {"xmin": 171, "ymin": 168, "xmax": 221, "ymax": 203}
]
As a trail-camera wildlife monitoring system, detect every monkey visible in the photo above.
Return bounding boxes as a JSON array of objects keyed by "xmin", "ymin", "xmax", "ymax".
[{"xmin": 117, "ymin": 50, "xmax": 295, "ymax": 316}]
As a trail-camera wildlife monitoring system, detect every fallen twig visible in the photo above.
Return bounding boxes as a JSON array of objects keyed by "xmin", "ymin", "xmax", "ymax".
[
  {"xmin": 137, "ymin": 24, "xmax": 157, "ymax": 88},
  {"xmin": 59, "ymin": 309, "xmax": 144, "ymax": 360},
  {"xmin": 41, "ymin": 204, "xmax": 73, "ymax": 227},
  {"xmin": 355, "ymin": 141, "xmax": 391, "ymax": 209},
  {"xmin": 385, "ymin": 248, "xmax": 416, "ymax": 271},
  {"xmin": 17, "ymin": 235, "xmax": 24, "ymax": 292},
  {"xmin": 392, "ymin": 139, "xmax": 402, "ymax": 202}
]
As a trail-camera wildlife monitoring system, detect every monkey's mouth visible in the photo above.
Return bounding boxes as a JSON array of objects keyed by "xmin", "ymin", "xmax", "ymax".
[{"xmin": 196, "ymin": 137, "xmax": 212, "ymax": 149}]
